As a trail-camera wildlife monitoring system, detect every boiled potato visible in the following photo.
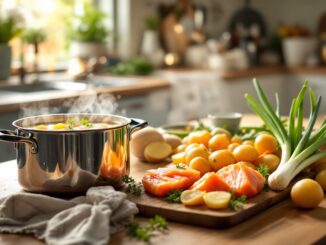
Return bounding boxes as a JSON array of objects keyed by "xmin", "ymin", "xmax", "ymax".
[
  {"xmin": 163, "ymin": 134, "xmax": 182, "ymax": 150},
  {"xmin": 211, "ymin": 127, "xmax": 232, "ymax": 138},
  {"xmin": 130, "ymin": 127, "xmax": 164, "ymax": 159},
  {"xmin": 315, "ymin": 170, "xmax": 326, "ymax": 191},
  {"xmin": 255, "ymin": 154, "xmax": 280, "ymax": 172},
  {"xmin": 144, "ymin": 141, "xmax": 172, "ymax": 163},
  {"xmin": 291, "ymin": 179, "xmax": 324, "ymax": 209},
  {"xmin": 203, "ymin": 191, "xmax": 231, "ymax": 209},
  {"xmin": 181, "ymin": 190, "xmax": 205, "ymax": 206}
]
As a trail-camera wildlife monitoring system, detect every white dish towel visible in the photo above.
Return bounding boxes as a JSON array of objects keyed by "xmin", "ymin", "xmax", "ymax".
[{"xmin": 0, "ymin": 186, "xmax": 138, "ymax": 245}]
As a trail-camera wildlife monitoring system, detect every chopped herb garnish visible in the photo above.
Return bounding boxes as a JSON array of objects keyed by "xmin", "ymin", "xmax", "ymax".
[
  {"xmin": 122, "ymin": 175, "xmax": 143, "ymax": 196},
  {"xmin": 66, "ymin": 118, "xmax": 76, "ymax": 130},
  {"xmin": 165, "ymin": 189, "xmax": 183, "ymax": 203},
  {"xmin": 229, "ymin": 194, "xmax": 247, "ymax": 210},
  {"xmin": 80, "ymin": 118, "xmax": 92, "ymax": 128},
  {"xmin": 176, "ymin": 163, "xmax": 187, "ymax": 169},
  {"xmin": 127, "ymin": 215, "xmax": 168, "ymax": 242}
]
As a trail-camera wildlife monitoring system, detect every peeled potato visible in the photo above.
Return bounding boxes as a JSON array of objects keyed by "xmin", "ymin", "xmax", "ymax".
[
  {"xmin": 181, "ymin": 190, "xmax": 205, "ymax": 206},
  {"xmin": 163, "ymin": 134, "xmax": 182, "ymax": 150},
  {"xmin": 203, "ymin": 191, "xmax": 231, "ymax": 209},
  {"xmin": 144, "ymin": 141, "xmax": 172, "ymax": 163},
  {"xmin": 130, "ymin": 128, "xmax": 164, "ymax": 159}
]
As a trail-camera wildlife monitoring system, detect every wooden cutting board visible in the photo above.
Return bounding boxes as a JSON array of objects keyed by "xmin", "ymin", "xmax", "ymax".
[{"xmin": 128, "ymin": 156, "xmax": 308, "ymax": 228}]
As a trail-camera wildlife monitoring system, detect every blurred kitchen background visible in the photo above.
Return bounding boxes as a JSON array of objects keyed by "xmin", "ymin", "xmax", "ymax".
[{"xmin": 0, "ymin": 0, "xmax": 326, "ymax": 161}]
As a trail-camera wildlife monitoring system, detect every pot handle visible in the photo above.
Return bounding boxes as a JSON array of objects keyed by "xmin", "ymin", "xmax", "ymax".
[
  {"xmin": 129, "ymin": 118, "xmax": 148, "ymax": 135},
  {"xmin": 0, "ymin": 130, "xmax": 38, "ymax": 153}
]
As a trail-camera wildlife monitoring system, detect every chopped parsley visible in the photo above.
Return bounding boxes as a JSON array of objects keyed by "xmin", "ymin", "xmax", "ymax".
[
  {"xmin": 176, "ymin": 163, "xmax": 187, "ymax": 169},
  {"xmin": 229, "ymin": 194, "xmax": 247, "ymax": 210},
  {"xmin": 122, "ymin": 175, "xmax": 143, "ymax": 196},
  {"xmin": 165, "ymin": 189, "xmax": 183, "ymax": 203}
]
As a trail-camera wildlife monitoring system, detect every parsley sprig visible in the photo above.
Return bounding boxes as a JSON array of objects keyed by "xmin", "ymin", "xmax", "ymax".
[
  {"xmin": 122, "ymin": 175, "xmax": 143, "ymax": 196},
  {"xmin": 127, "ymin": 215, "xmax": 168, "ymax": 242},
  {"xmin": 257, "ymin": 164, "xmax": 270, "ymax": 191},
  {"xmin": 229, "ymin": 194, "xmax": 247, "ymax": 210},
  {"xmin": 165, "ymin": 189, "xmax": 183, "ymax": 203}
]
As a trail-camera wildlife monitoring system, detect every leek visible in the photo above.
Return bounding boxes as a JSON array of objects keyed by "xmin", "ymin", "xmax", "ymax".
[{"xmin": 245, "ymin": 79, "xmax": 326, "ymax": 191}]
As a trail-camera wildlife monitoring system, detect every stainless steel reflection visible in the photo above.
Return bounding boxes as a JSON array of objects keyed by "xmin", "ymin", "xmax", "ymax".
[{"xmin": 0, "ymin": 114, "xmax": 147, "ymax": 193}]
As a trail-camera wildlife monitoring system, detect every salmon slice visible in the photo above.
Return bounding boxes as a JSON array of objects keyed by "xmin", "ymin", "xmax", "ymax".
[
  {"xmin": 147, "ymin": 166, "xmax": 200, "ymax": 183},
  {"xmin": 217, "ymin": 164, "xmax": 265, "ymax": 197},
  {"xmin": 142, "ymin": 166, "xmax": 201, "ymax": 197},
  {"xmin": 190, "ymin": 172, "xmax": 230, "ymax": 192},
  {"xmin": 142, "ymin": 173, "xmax": 194, "ymax": 197}
]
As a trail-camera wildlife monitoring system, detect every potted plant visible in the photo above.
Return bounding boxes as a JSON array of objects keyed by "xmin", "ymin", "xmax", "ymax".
[
  {"xmin": 140, "ymin": 15, "xmax": 164, "ymax": 67},
  {"xmin": 21, "ymin": 28, "xmax": 46, "ymax": 81},
  {"xmin": 68, "ymin": 3, "xmax": 109, "ymax": 59},
  {"xmin": 0, "ymin": 11, "xmax": 24, "ymax": 80}
]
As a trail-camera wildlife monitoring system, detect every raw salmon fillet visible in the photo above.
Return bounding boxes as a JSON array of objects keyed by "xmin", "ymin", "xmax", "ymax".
[
  {"xmin": 217, "ymin": 164, "xmax": 265, "ymax": 197},
  {"xmin": 142, "ymin": 166, "xmax": 200, "ymax": 197},
  {"xmin": 190, "ymin": 172, "xmax": 230, "ymax": 192}
]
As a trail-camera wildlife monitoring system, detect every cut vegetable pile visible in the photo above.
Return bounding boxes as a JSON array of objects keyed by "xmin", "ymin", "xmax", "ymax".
[{"xmin": 130, "ymin": 79, "xmax": 325, "ymax": 211}]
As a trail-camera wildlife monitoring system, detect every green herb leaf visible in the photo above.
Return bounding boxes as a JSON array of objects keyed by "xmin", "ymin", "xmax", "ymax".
[
  {"xmin": 80, "ymin": 118, "xmax": 92, "ymax": 128},
  {"xmin": 176, "ymin": 163, "xmax": 187, "ymax": 169},
  {"xmin": 229, "ymin": 194, "xmax": 246, "ymax": 210},
  {"xmin": 165, "ymin": 190, "xmax": 183, "ymax": 203},
  {"xmin": 66, "ymin": 118, "xmax": 76, "ymax": 130},
  {"xmin": 127, "ymin": 215, "xmax": 168, "ymax": 242},
  {"xmin": 122, "ymin": 175, "xmax": 143, "ymax": 196},
  {"xmin": 257, "ymin": 164, "xmax": 270, "ymax": 180}
]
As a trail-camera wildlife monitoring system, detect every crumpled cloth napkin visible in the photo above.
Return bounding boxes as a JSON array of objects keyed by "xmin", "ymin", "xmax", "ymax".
[{"xmin": 0, "ymin": 186, "xmax": 138, "ymax": 245}]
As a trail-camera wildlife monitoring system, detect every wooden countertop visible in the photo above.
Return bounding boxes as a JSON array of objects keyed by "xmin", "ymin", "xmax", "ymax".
[
  {"xmin": 160, "ymin": 65, "xmax": 326, "ymax": 80},
  {"xmin": 0, "ymin": 74, "xmax": 170, "ymax": 113},
  {"xmin": 0, "ymin": 115, "xmax": 325, "ymax": 245}
]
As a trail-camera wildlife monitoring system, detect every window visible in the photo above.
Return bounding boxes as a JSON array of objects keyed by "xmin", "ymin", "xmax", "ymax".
[{"xmin": 0, "ymin": 0, "xmax": 114, "ymax": 72}]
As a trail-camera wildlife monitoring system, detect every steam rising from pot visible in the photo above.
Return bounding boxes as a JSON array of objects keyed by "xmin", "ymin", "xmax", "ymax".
[{"xmin": 20, "ymin": 91, "xmax": 125, "ymax": 120}]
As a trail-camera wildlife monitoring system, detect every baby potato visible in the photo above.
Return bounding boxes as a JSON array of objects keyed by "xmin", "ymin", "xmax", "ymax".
[
  {"xmin": 208, "ymin": 150, "xmax": 236, "ymax": 171},
  {"xmin": 203, "ymin": 191, "xmax": 231, "ymax": 209},
  {"xmin": 185, "ymin": 145, "xmax": 209, "ymax": 164},
  {"xmin": 188, "ymin": 130, "xmax": 211, "ymax": 147},
  {"xmin": 52, "ymin": 123, "xmax": 68, "ymax": 130},
  {"xmin": 233, "ymin": 145, "xmax": 259, "ymax": 163},
  {"xmin": 231, "ymin": 136, "xmax": 242, "ymax": 144},
  {"xmin": 291, "ymin": 179, "xmax": 324, "ymax": 209},
  {"xmin": 254, "ymin": 134, "xmax": 278, "ymax": 155},
  {"xmin": 242, "ymin": 140, "xmax": 254, "ymax": 146},
  {"xmin": 172, "ymin": 152, "xmax": 186, "ymax": 165},
  {"xmin": 315, "ymin": 170, "xmax": 326, "ymax": 191},
  {"xmin": 227, "ymin": 143, "xmax": 240, "ymax": 152},
  {"xmin": 208, "ymin": 134, "xmax": 231, "ymax": 151},
  {"xmin": 181, "ymin": 190, "xmax": 205, "ymax": 206},
  {"xmin": 176, "ymin": 144, "xmax": 187, "ymax": 153},
  {"xmin": 189, "ymin": 157, "xmax": 211, "ymax": 175},
  {"xmin": 255, "ymin": 154, "xmax": 280, "ymax": 172},
  {"xmin": 211, "ymin": 127, "xmax": 232, "ymax": 138}
]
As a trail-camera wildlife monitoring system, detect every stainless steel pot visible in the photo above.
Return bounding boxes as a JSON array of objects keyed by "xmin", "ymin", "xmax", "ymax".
[{"xmin": 0, "ymin": 114, "xmax": 147, "ymax": 193}]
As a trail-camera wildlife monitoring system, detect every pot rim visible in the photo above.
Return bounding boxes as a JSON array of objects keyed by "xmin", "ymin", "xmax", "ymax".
[{"xmin": 12, "ymin": 113, "xmax": 131, "ymax": 133}]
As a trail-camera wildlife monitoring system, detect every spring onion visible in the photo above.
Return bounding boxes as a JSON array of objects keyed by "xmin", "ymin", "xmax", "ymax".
[{"xmin": 245, "ymin": 79, "xmax": 326, "ymax": 191}]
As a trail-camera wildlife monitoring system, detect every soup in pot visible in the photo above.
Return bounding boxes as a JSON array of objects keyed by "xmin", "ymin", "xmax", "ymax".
[{"xmin": 31, "ymin": 118, "xmax": 119, "ymax": 130}]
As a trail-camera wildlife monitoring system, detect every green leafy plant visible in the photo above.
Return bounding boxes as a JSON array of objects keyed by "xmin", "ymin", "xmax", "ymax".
[
  {"xmin": 68, "ymin": 3, "xmax": 109, "ymax": 43},
  {"xmin": 127, "ymin": 215, "xmax": 168, "ymax": 242},
  {"xmin": 0, "ymin": 11, "xmax": 24, "ymax": 44},
  {"xmin": 21, "ymin": 28, "xmax": 46, "ymax": 44},
  {"xmin": 108, "ymin": 56, "xmax": 153, "ymax": 76},
  {"xmin": 145, "ymin": 15, "xmax": 160, "ymax": 31}
]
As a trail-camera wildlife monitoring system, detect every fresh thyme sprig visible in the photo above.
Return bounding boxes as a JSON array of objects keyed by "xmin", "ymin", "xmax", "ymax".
[
  {"xmin": 122, "ymin": 175, "xmax": 143, "ymax": 196},
  {"xmin": 127, "ymin": 215, "xmax": 168, "ymax": 242},
  {"xmin": 257, "ymin": 164, "xmax": 270, "ymax": 191}
]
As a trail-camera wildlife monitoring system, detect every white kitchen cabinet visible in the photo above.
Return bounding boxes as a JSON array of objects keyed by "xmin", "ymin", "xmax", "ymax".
[{"xmin": 157, "ymin": 70, "xmax": 325, "ymax": 124}]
